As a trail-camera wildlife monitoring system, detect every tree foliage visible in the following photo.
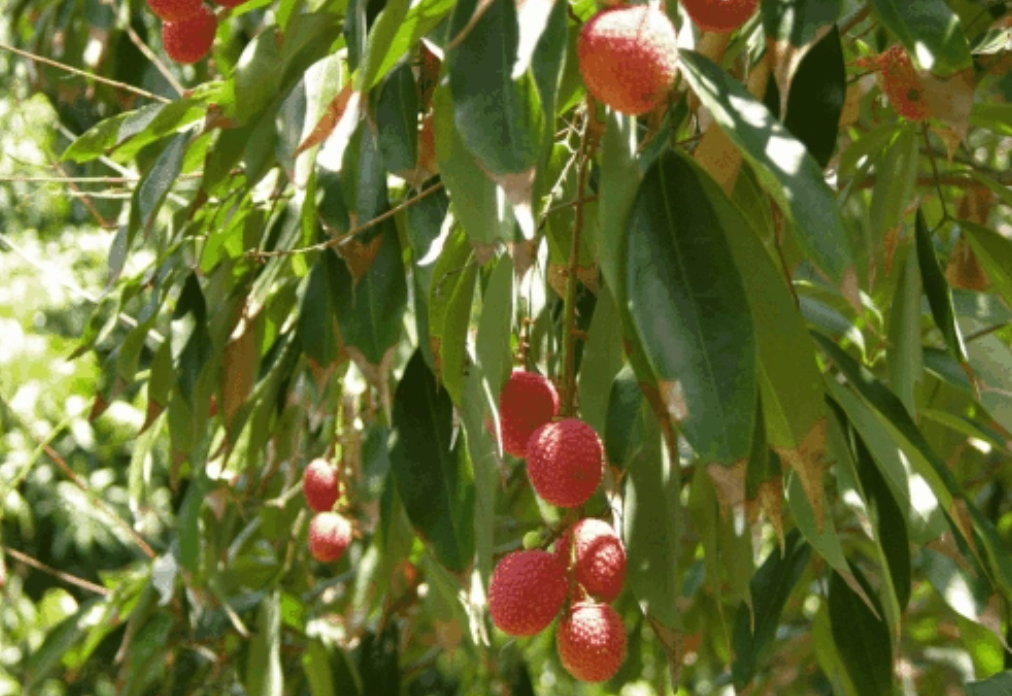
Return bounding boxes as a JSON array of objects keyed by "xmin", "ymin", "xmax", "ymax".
[{"xmin": 4, "ymin": 0, "xmax": 1012, "ymax": 693}]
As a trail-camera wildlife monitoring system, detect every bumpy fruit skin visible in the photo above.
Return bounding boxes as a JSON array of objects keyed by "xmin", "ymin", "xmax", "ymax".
[
  {"xmin": 303, "ymin": 458, "xmax": 340, "ymax": 513},
  {"xmin": 526, "ymin": 419, "xmax": 603, "ymax": 508},
  {"xmin": 556, "ymin": 518, "xmax": 626, "ymax": 602},
  {"xmin": 876, "ymin": 45, "xmax": 930, "ymax": 121},
  {"xmin": 162, "ymin": 6, "xmax": 217, "ymax": 64},
  {"xmin": 308, "ymin": 512, "xmax": 352, "ymax": 563},
  {"xmin": 577, "ymin": 6, "xmax": 679, "ymax": 115},
  {"xmin": 146, "ymin": 0, "xmax": 203, "ymax": 22},
  {"xmin": 496, "ymin": 370, "xmax": 560, "ymax": 458},
  {"xmin": 680, "ymin": 0, "xmax": 758, "ymax": 33},
  {"xmin": 557, "ymin": 603, "xmax": 627, "ymax": 682},
  {"xmin": 488, "ymin": 550, "xmax": 568, "ymax": 636}
]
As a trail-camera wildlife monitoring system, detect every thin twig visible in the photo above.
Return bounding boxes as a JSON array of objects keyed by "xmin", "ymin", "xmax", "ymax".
[
  {"xmin": 0, "ymin": 175, "xmax": 139, "ymax": 184},
  {"xmin": 840, "ymin": 5, "xmax": 872, "ymax": 37},
  {"xmin": 965, "ymin": 322, "xmax": 1011, "ymax": 343},
  {"xmin": 561, "ymin": 101, "xmax": 593, "ymax": 417},
  {"xmin": 0, "ymin": 393, "xmax": 157, "ymax": 559},
  {"xmin": 1, "ymin": 545, "xmax": 111, "ymax": 595},
  {"xmin": 0, "ymin": 41, "xmax": 171, "ymax": 104},
  {"xmin": 247, "ymin": 182, "xmax": 445, "ymax": 260},
  {"xmin": 124, "ymin": 24, "xmax": 185, "ymax": 97}
]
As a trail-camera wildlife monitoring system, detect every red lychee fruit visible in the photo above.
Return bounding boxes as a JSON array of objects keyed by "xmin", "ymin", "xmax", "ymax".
[
  {"xmin": 495, "ymin": 370, "xmax": 560, "ymax": 458},
  {"xmin": 162, "ymin": 5, "xmax": 217, "ymax": 64},
  {"xmin": 488, "ymin": 550, "xmax": 568, "ymax": 636},
  {"xmin": 577, "ymin": 5, "xmax": 679, "ymax": 115},
  {"xmin": 557, "ymin": 602, "xmax": 627, "ymax": 682},
  {"xmin": 680, "ymin": 0, "xmax": 758, "ymax": 33},
  {"xmin": 146, "ymin": 0, "xmax": 203, "ymax": 22},
  {"xmin": 556, "ymin": 518, "xmax": 626, "ymax": 602},
  {"xmin": 308, "ymin": 512, "xmax": 352, "ymax": 563},
  {"xmin": 303, "ymin": 458, "xmax": 340, "ymax": 513},
  {"xmin": 875, "ymin": 45, "xmax": 930, "ymax": 121},
  {"xmin": 526, "ymin": 418, "xmax": 603, "ymax": 508}
]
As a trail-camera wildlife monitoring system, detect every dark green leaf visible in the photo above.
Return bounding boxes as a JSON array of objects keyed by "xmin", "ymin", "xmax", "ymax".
[
  {"xmin": 783, "ymin": 25, "xmax": 846, "ymax": 167},
  {"xmin": 376, "ymin": 63, "xmax": 419, "ymax": 174},
  {"xmin": 967, "ymin": 672, "xmax": 1012, "ymax": 696},
  {"xmin": 390, "ymin": 351, "xmax": 475, "ymax": 571},
  {"xmin": 916, "ymin": 210, "xmax": 968, "ymax": 363},
  {"xmin": 476, "ymin": 253, "xmax": 514, "ymax": 397},
  {"xmin": 605, "ymin": 364, "xmax": 644, "ymax": 469},
  {"xmin": 624, "ymin": 149, "xmax": 756, "ymax": 465},
  {"xmin": 732, "ymin": 530, "xmax": 811, "ymax": 689},
  {"xmin": 760, "ymin": 0, "xmax": 841, "ymax": 47},
  {"xmin": 886, "ymin": 246, "xmax": 923, "ymax": 416},
  {"xmin": 868, "ymin": 0, "xmax": 972, "ymax": 75},
  {"xmin": 298, "ymin": 254, "xmax": 340, "ymax": 367},
  {"xmin": 234, "ymin": 30, "xmax": 284, "ymax": 122},
  {"xmin": 129, "ymin": 131, "xmax": 191, "ymax": 241},
  {"xmin": 447, "ymin": 0, "xmax": 543, "ymax": 174},
  {"xmin": 828, "ymin": 568, "xmax": 892, "ymax": 696},
  {"xmin": 356, "ymin": 623, "xmax": 401, "ymax": 695},
  {"xmin": 361, "ymin": 0, "xmax": 455, "ymax": 91},
  {"xmin": 678, "ymin": 50, "xmax": 857, "ymax": 291}
]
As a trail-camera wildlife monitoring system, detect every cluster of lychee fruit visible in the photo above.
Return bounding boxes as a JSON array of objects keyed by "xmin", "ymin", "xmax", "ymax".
[
  {"xmin": 577, "ymin": 0, "xmax": 757, "ymax": 115},
  {"xmin": 488, "ymin": 371, "xmax": 628, "ymax": 682},
  {"xmin": 302, "ymin": 457, "xmax": 353, "ymax": 564},
  {"xmin": 145, "ymin": 0, "xmax": 245, "ymax": 64}
]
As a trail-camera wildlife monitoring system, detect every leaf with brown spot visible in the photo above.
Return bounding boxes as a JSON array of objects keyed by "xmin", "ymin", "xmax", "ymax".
[
  {"xmin": 706, "ymin": 460, "xmax": 747, "ymax": 519},
  {"xmin": 920, "ymin": 68, "xmax": 976, "ymax": 143},
  {"xmin": 222, "ymin": 311, "xmax": 262, "ymax": 437},
  {"xmin": 337, "ymin": 233, "xmax": 385, "ymax": 281},
  {"xmin": 298, "ymin": 82, "xmax": 360, "ymax": 156},
  {"xmin": 774, "ymin": 418, "xmax": 827, "ymax": 530},
  {"xmin": 946, "ymin": 234, "xmax": 991, "ymax": 291}
]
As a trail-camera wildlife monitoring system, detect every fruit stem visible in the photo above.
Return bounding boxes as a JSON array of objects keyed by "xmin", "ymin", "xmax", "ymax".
[{"xmin": 560, "ymin": 100, "xmax": 595, "ymax": 417}]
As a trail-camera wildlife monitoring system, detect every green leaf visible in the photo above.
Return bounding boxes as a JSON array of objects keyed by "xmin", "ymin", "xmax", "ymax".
[
  {"xmin": 828, "ymin": 568, "xmax": 893, "ymax": 696},
  {"xmin": 867, "ymin": 126, "xmax": 919, "ymax": 270},
  {"xmin": 961, "ymin": 220, "xmax": 1012, "ymax": 311},
  {"xmin": 783, "ymin": 25, "xmax": 846, "ymax": 168},
  {"xmin": 356, "ymin": 623, "xmax": 402, "ymax": 694},
  {"xmin": 331, "ymin": 224, "xmax": 408, "ymax": 368},
  {"xmin": 623, "ymin": 402, "xmax": 679, "ymax": 628},
  {"xmin": 433, "ymin": 85, "xmax": 514, "ymax": 246},
  {"xmin": 245, "ymin": 591, "xmax": 283, "ymax": 696},
  {"xmin": 678, "ymin": 50, "xmax": 857, "ymax": 292},
  {"xmin": 578, "ymin": 285, "xmax": 626, "ymax": 438},
  {"xmin": 476, "ymin": 253, "xmax": 514, "ymax": 398},
  {"xmin": 441, "ymin": 260, "xmax": 477, "ymax": 405},
  {"xmin": 731, "ymin": 530, "xmax": 811, "ymax": 690},
  {"xmin": 868, "ymin": 0, "xmax": 972, "ymax": 75},
  {"xmin": 298, "ymin": 254, "xmax": 340, "ymax": 368},
  {"xmin": 428, "ymin": 225, "xmax": 474, "ymax": 381},
  {"xmin": 967, "ymin": 672, "xmax": 1012, "ymax": 696},
  {"xmin": 361, "ymin": 0, "xmax": 455, "ymax": 91},
  {"xmin": 303, "ymin": 639, "xmax": 364, "ymax": 696},
  {"xmin": 605, "ymin": 364, "xmax": 644, "ymax": 470},
  {"xmin": 886, "ymin": 246, "xmax": 923, "ymax": 416},
  {"xmin": 26, "ymin": 598, "xmax": 104, "ymax": 687},
  {"xmin": 916, "ymin": 210, "xmax": 968, "ymax": 364},
  {"xmin": 234, "ymin": 30, "xmax": 285, "ymax": 123},
  {"xmin": 461, "ymin": 362, "xmax": 499, "ymax": 584},
  {"xmin": 760, "ymin": 0, "xmax": 841, "ymax": 47},
  {"xmin": 447, "ymin": 0, "xmax": 543, "ymax": 175},
  {"xmin": 129, "ymin": 131, "xmax": 191, "ymax": 241},
  {"xmin": 695, "ymin": 152, "xmax": 825, "ymax": 456},
  {"xmin": 376, "ymin": 63, "xmax": 419, "ymax": 174},
  {"xmin": 63, "ymin": 99, "xmax": 206, "ymax": 163},
  {"xmin": 597, "ymin": 112, "xmax": 641, "ymax": 298},
  {"xmin": 390, "ymin": 351, "xmax": 475, "ymax": 572},
  {"xmin": 624, "ymin": 149, "xmax": 756, "ymax": 465}
]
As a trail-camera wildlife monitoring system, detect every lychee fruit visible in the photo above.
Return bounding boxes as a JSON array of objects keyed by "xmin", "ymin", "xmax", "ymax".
[
  {"xmin": 556, "ymin": 518, "xmax": 626, "ymax": 602},
  {"xmin": 162, "ymin": 5, "xmax": 217, "ymax": 64},
  {"xmin": 146, "ymin": 0, "xmax": 203, "ymax": 22},
  {"xmin": 680, "ymin": 0, "xmax": 758, "ymax": 33},
  {"xmin": 577, "ymin": 5, "xmax": 679, "ymax": 115},
  {"xmin": 557, "ymin": 602, "xmax": 627, "ymax": 682},
  {"xmin": 488, "ymin": 550, "xmax": 568, "ymax": 636},
  {"xmin": 526, "ymin": 418, "xmax": 603, "ymax": 508},
  {"xmin": 875, "ymin": 45, "xmax": 930, "ymax": 121},
  {"xmin": 495, "ymin": 370, "xmax": 560, "ymax": 458},
  {"xmin": 303, "ymin": 458, "xmax": 340, "ymax": 513},
  {"xmin": 308, "ymin": 512, "xmax": 352, "ymax": 563}
]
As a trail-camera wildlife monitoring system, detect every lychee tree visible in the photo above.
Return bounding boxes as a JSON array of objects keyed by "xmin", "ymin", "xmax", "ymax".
[{"xmin": 4, "ymin": 0, "xmax": 1012, "ymax": 692}]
